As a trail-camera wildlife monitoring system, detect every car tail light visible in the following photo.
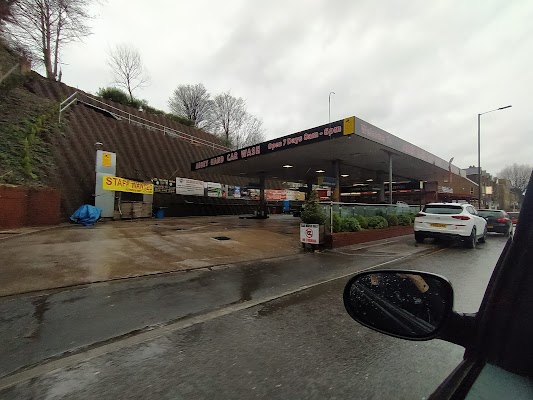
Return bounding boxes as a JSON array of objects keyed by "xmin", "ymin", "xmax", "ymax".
[
  {"xmin": 497, "ymin": 217, "xmax": 509, "ymax": 223},
  {"xmin": 416, "ymin": 212, "xmax": 426, "ymax": 217},
  {"xmin": 451, "ymin": 215, "xmax": 470, "ymax": 220}
]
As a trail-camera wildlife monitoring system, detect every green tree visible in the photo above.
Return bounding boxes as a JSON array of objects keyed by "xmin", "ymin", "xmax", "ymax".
[{"xmin": 300, "ymin": 191, "xmax": 326, "ymax": 225}]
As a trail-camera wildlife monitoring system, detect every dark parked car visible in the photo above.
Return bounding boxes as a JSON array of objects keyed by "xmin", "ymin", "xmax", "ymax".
[
  {"xmin": 478, "ymin": 209, "xmax": 513, "ymax": 236},
  {"xmin": 343, "ymin": 171, "xmax": 533, "ymax": 399}
]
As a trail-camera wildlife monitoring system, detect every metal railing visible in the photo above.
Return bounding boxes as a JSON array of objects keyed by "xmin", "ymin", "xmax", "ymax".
[{"xmin": 58, "ymin": 92, "xmax": 231, "ymax": 152}]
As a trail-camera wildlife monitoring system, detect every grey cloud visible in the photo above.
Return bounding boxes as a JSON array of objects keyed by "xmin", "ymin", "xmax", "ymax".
[{"xmin": 57, "ymin": 0, "xmax": 533, "ymax": 176}]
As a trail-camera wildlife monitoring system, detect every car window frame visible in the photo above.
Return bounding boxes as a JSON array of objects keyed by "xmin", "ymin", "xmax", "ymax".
[{"xmin": 466, "ymin": 206, "xmax": 477, "ymax": 215}]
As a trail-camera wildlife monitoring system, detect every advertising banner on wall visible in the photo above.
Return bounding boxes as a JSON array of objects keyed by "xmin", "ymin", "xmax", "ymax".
[
  {"xmin": 285, "ymin": 190, "xmax": 305, "ymax": 201},
  {"xmin": 151, "ymin": 178, "xmax": 176, "ymax": 193},
  {"xmin": 102, "ymin": 176, "xmax": 154, "ymax": 195},
  {"xmin": 175, "ymin": 177, "xmax": 205, "ymax": 196},
  {"xmin": 207, "ymin": 182, "xmax": 222, "ymax": 197},
  {"xmin": 266, "ymin": 190, "xmax": 286, "ymax": 201}
]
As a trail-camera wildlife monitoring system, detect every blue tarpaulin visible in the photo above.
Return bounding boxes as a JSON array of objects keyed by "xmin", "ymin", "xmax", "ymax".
[{"xmin": 70, "ymin": 205, "xmax": 103, "ymax": 226}]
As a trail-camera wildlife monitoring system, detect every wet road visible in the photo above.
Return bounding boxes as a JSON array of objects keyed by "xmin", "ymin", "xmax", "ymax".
[{"xmin": 0, "ymin": 235, "xmax": 507, "ymax": 399}]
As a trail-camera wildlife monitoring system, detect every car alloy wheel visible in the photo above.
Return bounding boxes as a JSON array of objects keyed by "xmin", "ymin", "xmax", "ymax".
[
  {"xmin": 465, "ymin": 227, "xmax": 476, "ymax": 249},
  {"xmin": 479, "ymin": 227, "xmax": 487, "ymax": 244}
]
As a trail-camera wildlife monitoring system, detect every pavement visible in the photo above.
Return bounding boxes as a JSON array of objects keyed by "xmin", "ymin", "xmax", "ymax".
[
  {"xmin": 0, "ymin": 215, "xmax": 303, "ymax": 296},
  {"xmin": 0, "ymin": 233, "xmax": 508, "ymax": 399},
  {"xmin": 0, "ymin": 235, "xmax": 424, "ymax": 379}
]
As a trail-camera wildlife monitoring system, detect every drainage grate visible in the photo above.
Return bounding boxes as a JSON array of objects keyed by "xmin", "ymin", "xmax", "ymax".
[{"xmin": 213, "ymin": 236, "xmax": 231, "ymax": 241}]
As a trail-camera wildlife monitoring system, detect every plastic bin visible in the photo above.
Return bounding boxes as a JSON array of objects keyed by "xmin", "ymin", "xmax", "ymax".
[{"xmin": 155, "ymin": 208, "xmax": 165, "ymax": 219}]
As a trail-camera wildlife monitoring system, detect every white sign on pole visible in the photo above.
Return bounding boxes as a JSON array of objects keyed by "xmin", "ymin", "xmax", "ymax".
[
  {"xmin": 176, "ymin": 177, "xmax": 205, "ymax": 196},
  {"xmin": 300, "ymin": 223, "xmax": 320, "ymax": 244}
]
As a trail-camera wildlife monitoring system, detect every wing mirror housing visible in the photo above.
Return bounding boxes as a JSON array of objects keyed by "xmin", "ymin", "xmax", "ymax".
[{"xmin": 343, "ymin": 270, "xmax": 474, "ymax": 344}]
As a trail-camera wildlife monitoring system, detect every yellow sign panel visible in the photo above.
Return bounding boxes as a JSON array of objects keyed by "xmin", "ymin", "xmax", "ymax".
[
  {"xmin": 343, "ymin": 116, "xmax": 355, "ymax": 136},
  {"xmin": 102, "ymin": 152, "xmax": 112, "ymax": 167},
  {"xmin": 102, "ymin": 176, "xmax": 154, "ymax": 195}
]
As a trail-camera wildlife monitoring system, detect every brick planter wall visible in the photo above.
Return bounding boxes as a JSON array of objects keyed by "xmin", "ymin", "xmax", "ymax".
[
  {"xmin": 326, "ymin": 225, "xmax": 414, "ymax": 248},
  {"xmin": 0, "ymin": 185, "xmax": 60, "ymax": 229}
]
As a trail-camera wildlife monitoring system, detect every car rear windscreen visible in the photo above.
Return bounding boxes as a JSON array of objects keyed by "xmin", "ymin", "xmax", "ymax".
[
  {"xmin": 478, "ymin": 210, "xmax": 504, "ymax": 218},
  {"xmin": 423, "ymin": 205, "xmax": 463, "ymax": 214}
]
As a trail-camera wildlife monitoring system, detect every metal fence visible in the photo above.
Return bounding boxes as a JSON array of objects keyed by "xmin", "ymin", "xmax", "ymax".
[{"xmin": 58, "ymin": 92, "xmax": 231, "ymax": 152}]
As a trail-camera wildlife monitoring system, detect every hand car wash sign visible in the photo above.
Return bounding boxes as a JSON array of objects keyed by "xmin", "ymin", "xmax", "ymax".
[{"xmin": 192, "ymin": 117, "xmax": 355, "ymax": 171}]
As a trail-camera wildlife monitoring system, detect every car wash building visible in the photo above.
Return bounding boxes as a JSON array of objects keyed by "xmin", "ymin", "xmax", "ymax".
[{"xmin": 191, "ymin": 116, "xmax": 478, "ymax": 213}]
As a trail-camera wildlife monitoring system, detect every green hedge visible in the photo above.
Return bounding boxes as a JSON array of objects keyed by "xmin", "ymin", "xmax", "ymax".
[
  {"xmin": 386, "ymin": 214, "xmax": 399, "ymax": 226},
  {"xmin": 397, "ymin": 214, "xmax": 412, "ymax": 226},
  {"xmin": 355, "ymin": 214, "xmax": 368, "ymax": 229},
  {"xmin": 367, "ymin": 216, "xmax": 388, "ymax": 229},
  {"xmin": 332, "ymin": 213, "xmax": 342, "ymax": 232},
  {"xmin": 341, "ymin": 217, "xmax": 362, "ymax": 232}
]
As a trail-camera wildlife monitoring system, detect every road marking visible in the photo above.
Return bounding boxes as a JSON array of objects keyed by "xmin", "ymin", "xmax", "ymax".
[
  {"xmin": 417, "ymin": 246, "xmax": 449, "ymax": 258},
  {"xmin": 326, "ymin": 238, "xmax": 402, "ymax": 255},
  {"xmin": 0, "ymin": 247, "xmax": 443, "ymax": 391}
]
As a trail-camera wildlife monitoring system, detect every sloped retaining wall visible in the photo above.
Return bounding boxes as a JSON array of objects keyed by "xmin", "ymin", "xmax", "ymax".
[
  {"xmin": 0, "ymin": 185, "xmax": 61, "ymax": 229},
  {"xmin": 326, "ymin": 225, "xmax": 414, "ymax": 248}
]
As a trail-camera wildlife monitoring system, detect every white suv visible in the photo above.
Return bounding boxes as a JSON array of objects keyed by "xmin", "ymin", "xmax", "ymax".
[{"xmin": 414, "ymin": 203, "xmax": 487, "ymax": 248}]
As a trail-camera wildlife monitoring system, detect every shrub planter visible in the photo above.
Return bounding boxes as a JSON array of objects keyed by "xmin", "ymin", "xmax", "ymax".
[{"xmin": 326, "ymin": 225, "xmax": 414, "ymax": 248}]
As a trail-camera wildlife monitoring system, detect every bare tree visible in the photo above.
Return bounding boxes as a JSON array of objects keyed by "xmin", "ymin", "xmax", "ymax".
[
  {"xmin": 207, "ymin": 91, "xmax": 265, "ymax": 149},
  {"xmin": 107, "ymin": 43, "xmax": 149, "ymax": 102},
  {"xmin": 4, "ymin": 0, "xmax": 94, "ymax": 80},
  {"xmin": 498, "ymin": 163, "xmax": 532, "ymax": 193},
  {"xmin": 232, "ymin": 114, "xmax": 265, "ymax": 149},
  {"xmin": 168, "ymin": 83, "xmax": 211, "ymax": 128},
  {"xmin": 0, "ymin": 0, "xmax": 17, "ymax": 29}
]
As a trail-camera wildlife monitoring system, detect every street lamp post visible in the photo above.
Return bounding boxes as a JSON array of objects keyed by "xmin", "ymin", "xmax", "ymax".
[
  {"xmin": 329, "ymin": 91, "xmax": 335, "ymax": 123},
  {"xmin": 478, "ymin": 105, "xmax": 512, "ymax": 207},
  {"xmin": 448, "ymin": 157, "xmax": 454, "ymax": 185}
]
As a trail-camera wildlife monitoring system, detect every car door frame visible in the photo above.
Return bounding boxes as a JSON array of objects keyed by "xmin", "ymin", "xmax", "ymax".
[
  {"xmin": 467, "ymin": 206, "xmax": 485, "ymax": 235},
  {"xmin": 429, "ymin": 171, "xmax": 533, "ymax": 399}
]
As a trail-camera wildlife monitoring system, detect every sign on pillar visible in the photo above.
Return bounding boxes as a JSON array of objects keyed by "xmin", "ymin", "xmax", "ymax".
[{"xmin": 95, "ymin": 149, "xmax": 117, "ymax": 218}]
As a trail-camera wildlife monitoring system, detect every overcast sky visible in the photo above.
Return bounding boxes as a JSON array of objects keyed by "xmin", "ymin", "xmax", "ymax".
[{"xmin": 59, "ymin": 0, "xmax": 532, "ymax": 176}]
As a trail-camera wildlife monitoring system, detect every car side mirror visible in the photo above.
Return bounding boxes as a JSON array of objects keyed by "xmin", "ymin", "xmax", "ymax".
[{"xmin": 343, "ymin": 270, "xmax": 454, "ymax": 340}]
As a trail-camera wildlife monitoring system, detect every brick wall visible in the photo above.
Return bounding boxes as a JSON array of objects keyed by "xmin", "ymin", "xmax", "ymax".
[
  {"xmin": 0, "ymin": 186, "xmax": 28, "ymax": 229},
  {"xmin": 0, "ymin": 185, "xmax": 60, "ymax": 229},
  {"xmin": 326, "ymin": 225, "xmax": 414, "ymax": 248},
  {"xmin": 27, "ymin": 187, "xmax": 61, "ymax": 226}
]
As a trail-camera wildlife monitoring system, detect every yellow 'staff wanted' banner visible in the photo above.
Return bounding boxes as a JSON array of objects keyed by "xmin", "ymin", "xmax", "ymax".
[{"xmin": 102, "ymin": 176, "xmax": 154, "ymax": 195}]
